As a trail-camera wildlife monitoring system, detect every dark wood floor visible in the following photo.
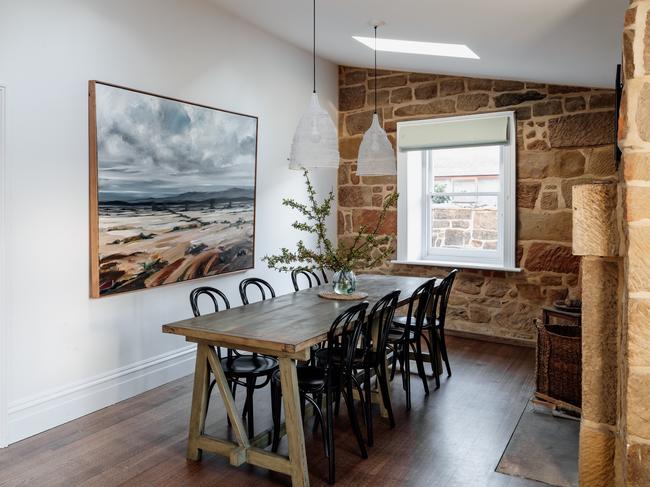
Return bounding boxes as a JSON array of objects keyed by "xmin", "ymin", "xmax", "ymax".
[{"xmin": 0, "ymin": 337, "xmax": 544, "ymax": 487}]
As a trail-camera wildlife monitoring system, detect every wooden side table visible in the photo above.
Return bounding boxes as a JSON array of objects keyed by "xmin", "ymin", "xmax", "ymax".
[{"xmin": 542, "ymin": 306, "xmax": 581, "ymax": 326}]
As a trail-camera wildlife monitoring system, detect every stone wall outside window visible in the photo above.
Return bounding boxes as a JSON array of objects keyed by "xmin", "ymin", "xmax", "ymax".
[{"xmin": 337, "ymin": 66, "xmax": 617, "ymax": 342}]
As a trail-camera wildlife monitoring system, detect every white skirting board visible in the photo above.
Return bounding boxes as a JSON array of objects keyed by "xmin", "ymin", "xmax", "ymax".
[{"xmin": 6, "ymin": 345, "xmax": 196, "ymax": 445}]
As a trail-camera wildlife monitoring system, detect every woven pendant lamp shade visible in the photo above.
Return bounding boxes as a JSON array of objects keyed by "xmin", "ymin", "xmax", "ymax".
[
  {"xmin": 356, "ymin": 113, "xmax": 396, "ymax": 175},
  {"xmin": 289, "ymin": 93, "xmax": 340, "ymax": 170},
  {"xmin": 356, "ymin": 23, "xmax": 396, "ymax": 176}
]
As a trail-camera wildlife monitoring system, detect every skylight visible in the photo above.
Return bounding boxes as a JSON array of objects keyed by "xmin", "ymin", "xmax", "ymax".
[{"xmin": 352, "ymin": 36, "xmax": 479, "ymax": 59}]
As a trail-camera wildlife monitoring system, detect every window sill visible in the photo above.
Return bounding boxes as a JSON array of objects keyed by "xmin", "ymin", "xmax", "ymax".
[{"xmin": 391, "ymin": 259, "xmax": 522, "ymax": 273}]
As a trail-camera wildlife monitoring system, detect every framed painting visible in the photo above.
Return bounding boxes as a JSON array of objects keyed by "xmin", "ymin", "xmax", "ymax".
[{"xmin": 89, "ymin": 81, "xmax": 257, "ymax": 297}]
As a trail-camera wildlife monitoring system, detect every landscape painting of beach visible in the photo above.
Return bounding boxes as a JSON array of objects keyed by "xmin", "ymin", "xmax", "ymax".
[{"xmin": 89, "ymin": 81, "xmax": 257, "ymax": 297}]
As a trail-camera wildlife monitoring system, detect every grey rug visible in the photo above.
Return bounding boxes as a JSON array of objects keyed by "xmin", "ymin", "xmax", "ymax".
[{"xmin": 496, "ymin": 401, "xmax": 579, "ymax": 487}]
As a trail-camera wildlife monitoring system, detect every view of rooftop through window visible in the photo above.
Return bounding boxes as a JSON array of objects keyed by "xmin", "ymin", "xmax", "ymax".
[{"xmin": 428, "ymin": 145, "xmax": 500, "ymax": 252}]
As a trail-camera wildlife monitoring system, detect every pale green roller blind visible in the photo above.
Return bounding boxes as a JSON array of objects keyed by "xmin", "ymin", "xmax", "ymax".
[{"xmin": 398, "ymin": 115, "xmax": 510, "ymax": 151}]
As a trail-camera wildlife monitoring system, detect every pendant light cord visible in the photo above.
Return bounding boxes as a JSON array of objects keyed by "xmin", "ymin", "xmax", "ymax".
[
  {"xmin": 374, "ymin": 25, "xmax": 377, "ymax": 114},
  {"xmin": 313, "ymin": 0, "xmax": 316, "ymax": 94}
]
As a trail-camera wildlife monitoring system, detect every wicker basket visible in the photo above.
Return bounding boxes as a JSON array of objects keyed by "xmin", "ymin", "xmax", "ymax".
[{"xmin": 535, "ymin": 322, "xmax": 582, "ymax": 409}]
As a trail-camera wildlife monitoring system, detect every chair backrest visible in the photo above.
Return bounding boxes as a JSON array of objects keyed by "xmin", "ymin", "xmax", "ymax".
[
  {"xmin": 239, "ymin": 277, "xmax": 276, "ymax": 305},
  {"xmin": 189, "ymin": 286, "xmax": 231, "ymax": 317},
  {"xmin": 325, "ymin": 301, "xmax": 369, "ymax": 371},
  {"xmin": 320, "ymin": 268, "xmax": 329, "ymax": 284},
  {"xmin": 291, "ymin": 268, "xmax": 322, "ymax": 292},
  {"xmin": 189, "ymin": 286, "xmax": 232, "ymax": 360},
  {"xmin": 364, "ymin": 290, "xmax": 401, "ymax": 362},
  {"xmin": 431, "ymin": 269, "xmax": 458, "ymax": 330},
  {"xmin": 402, "ymin": 279, "xmax": 437, "ymax": 335}
]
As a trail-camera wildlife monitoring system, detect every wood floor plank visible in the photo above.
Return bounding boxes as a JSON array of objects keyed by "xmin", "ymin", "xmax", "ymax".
[{"xmin": 0, "ymin": 337, "xmax": 542, "ymax": 487}]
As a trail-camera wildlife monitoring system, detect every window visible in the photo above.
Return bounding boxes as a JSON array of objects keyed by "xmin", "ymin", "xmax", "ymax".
[{"xmin": 394, "ymin": 112, "xmax": 518, "ymax": 271}]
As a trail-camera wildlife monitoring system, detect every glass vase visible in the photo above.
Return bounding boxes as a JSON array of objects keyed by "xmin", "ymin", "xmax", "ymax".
[{"xmin": 332, "ymin": 269, "xmax": 357, "ymax": 295}]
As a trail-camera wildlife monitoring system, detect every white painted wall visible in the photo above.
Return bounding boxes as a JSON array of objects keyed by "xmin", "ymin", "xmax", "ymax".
[{"xmin": 0, "ymin": 0, "xmax": 338, "ymax": 444}]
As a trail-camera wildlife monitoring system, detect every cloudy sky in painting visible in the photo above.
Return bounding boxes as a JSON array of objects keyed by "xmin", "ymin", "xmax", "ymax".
[{"xmin": 96, "ymin": 83, "xmax": 257, "ymax": 201}]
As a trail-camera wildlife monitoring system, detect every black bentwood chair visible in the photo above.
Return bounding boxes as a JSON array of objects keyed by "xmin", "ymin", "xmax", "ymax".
[
  {"xmin": 190, "ymin": 286, "xmax": 278, "ymax": 439},
  {"xmin": 291, "ymin": 268, "xmax": 324, "ymax": 291},
  {"xmin": 270, "ymin": 301, "xmax": 370, "ymax": 484},
  {"xmin": 387, "ymin": 279, "xmax": 437, "ymax": 410},
  {"xmin": 392, "ymin": 269, "xmax": 458, "ymax": 388},
  {"xmin": 239, "ymin": 277, "xmax": 276, "ymax": 304},
  {"xmin": 353, "ymin": 290, "xmax": 400, "ymax": 446}
]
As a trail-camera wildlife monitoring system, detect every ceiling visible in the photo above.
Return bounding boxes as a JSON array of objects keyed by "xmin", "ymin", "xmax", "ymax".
[{"xmin": 211, "ymin": 0, "xmax": 628, "ymax": 88}]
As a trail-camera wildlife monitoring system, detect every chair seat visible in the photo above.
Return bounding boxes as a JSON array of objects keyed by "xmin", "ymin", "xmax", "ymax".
[
  {"xmin": 272, "ymin": 366, "xmax": 326, "ymax": 393},
  {"xmin": 221, "ymin": 355, "xmax": 278, "ymax": 377},
  {"xmin": 387, "ymin": 327, "xmax": 417, "ymax": 343},
  {"xmin": 314, "ymin": 347, "xmax": 368, "ymax": 366},
  {"xmin": 392, "ymin": 315, "xmax": 438, "ymax": 329}
]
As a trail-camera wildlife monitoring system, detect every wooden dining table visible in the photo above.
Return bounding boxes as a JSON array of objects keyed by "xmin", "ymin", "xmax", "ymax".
[{"xmin": 162, "ymin": 274, "xmax": 435, "ymax": 487}]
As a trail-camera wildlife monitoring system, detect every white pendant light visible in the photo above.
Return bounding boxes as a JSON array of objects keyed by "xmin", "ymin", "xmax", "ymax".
[
  {"xmin": 289, "ymin": 0, "xmax": 339, "ymax": 170},
  {"xmin": 356, "ymin": 23, "xmax": 397, "ymax": 176}
]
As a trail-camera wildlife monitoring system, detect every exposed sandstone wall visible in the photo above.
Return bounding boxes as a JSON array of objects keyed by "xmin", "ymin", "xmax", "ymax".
[
  {"xmin": 338, "ymin": 66, "xmax": 617, "ymax": 342},
  {"xmin": 614, "ymin": 1, "xmax": 650, "ymax": 485}
]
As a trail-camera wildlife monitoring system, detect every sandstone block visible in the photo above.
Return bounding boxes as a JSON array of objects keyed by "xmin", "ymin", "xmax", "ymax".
[
  {"xmin": 351, "ymin": 209, "xmax": 397, "ymax": 235},
  {"xmin": 344, "ymin": 70, "xmax": 366, "ymax": 85},
  {"xmin": 454, "ymin": 274, "xmax": 484, "ymax": 295},
  {"xmin": 390, "ymin": 87, "xmax": 412, "ymax": 104},
  {"xmin": 548, "ymin": 84, "xmax": 587, "ymax": 95},
  {"xmin": 540, "ymin": 275, "xmax": 563, "ymax": 286},
  {"xmin": 547, "ymin": 151, "xmax": 586, "ymax": 178},
  {"xmin": 624, "ymin": 29, "xmax": 635, "ymax": 80},
  {"xmin": 524, "ymin": 243, "xmax": 580, "ymax": 273},
  {"xmin": 345, "ymin": 110, "xmax": 374, "ymax": 135},
  {"xmin": 587, "ymin": 146, "xmax": 616, "ymax": 176},
  {"xmin": 628, "ymin": 226, "xmax": 650, "ymax": 292},
  {"xmin": 409, "ymin": 73, "xmax": 437, "ymax": 83},
  {"xmin": 367, "ymin": 90, "xmax": 389, "ymax": 107},
  {"xmin": 339, "ymin": 186, "xmax": 372, "ymax": 208},
  {"xmin": 626, "ymin": 368, "xmax": 650, "ymax": 439},
  {"xmin": 526, "ymin": 140, "xmax": 550, "ymax": 151},
  {"xmin": 627, "ymin": 443, "xmax": 650, "ymax": 486},
  {"xmin": 578, "ymin": 426, "xmax": 615, "ymax": 487},
  {"xmin": 467, "ymin": 78, "xmax": 493, "ymax": 91},
  {"xmin": 457, "ymin": 93, "xmax": 489, "ymax": 111},
  {"xmin": 468, "ymin": 305, "xmax": 491, "ymax": 323},
  {"xmin": 394, "ymin": 99, "xmax": 456, "ymax": 117},
  {"xmin": 548, "ymin": 112, "xmax": 615, "ymax": 148},
  {"xmin": 589, "ymin": 93, "xmax": 616, "ymax": 110},
  {"xmin": 516, "ymin": 283, "xmax": 542, "ymax": 300},
  {"xmin": 368, "ymin": 74, "xmax": 407, "ymax": 90},
  {"xmin": 515, "ymin": 106, "xmax": 532, "ymax": 120},
  {"xmin": 541, "ymin": 192, "xmax": 558, "ymax": 210},
  {"xmin": 636, "ymin": 83, "xmax": 650, "ymax": 142},
  {"xmin": 414, "ymin": 82, "xmax": 437, "ymax": 100},
  {"xmin": 339, "ymin": 136, "xmax": 362, "ymax": 160},
  {"xmin": 494, "ymin": 91, "xmax": 545, "ymax": 107},
  {"xmin": 624, "ymin": 152, "xmax": 650, "ymax": 181},
  {"xmin": 561, "ymin": 177, "xmax": 596, "ymax": 208},
  {"xmin": 439, "ymin": 78, "xmax": 465, "ymax": 96},
  {"xmin": 485, "ymin": 279, "xmax": 511, "ymax": 297},
  {"xmin": 628, "ymin": 299, "xmax": 650, "ymax": 367},
  {"xmin": 494, "ymin": 80, "xmax": 525, "ymax": 92},
  {"xmin": 518, "ymin": 152, "xmax": 552, "ymax": 178},
  {"xmin": 517, "ymin": 210, "xmax": 573, "ymax": 242},
  {"xmin": 533, "ymin": 100, "xmax": 563, "ymax": 116},
  {"xmin": 340, "ymin": 85, "xmax": 366, "ymax": 111},
  {"xmin": 517, "ymin": 182, "xmax": 541, "ymax": 209},
  {"xmin": 565, "ymin": 96, "xmax": 586, "ymax": 112},
  {"xmin": 626, "ymin": 186, "xmax": 650, "ymax": 221}
]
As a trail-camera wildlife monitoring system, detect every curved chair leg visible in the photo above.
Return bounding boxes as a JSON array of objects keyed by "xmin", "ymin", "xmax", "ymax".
[
  {"xmin": 342, "ymin": 378, "xmax": 368, "ymax": 459},
  {"xmin": 271, "ymin": 380, "xmax": 281, "ymax": 453},
  {"xmin": 404, "ymin": 343, "xmax": 412, "ymax": 411},
  {"xmin": 426, "ymin": 329, "xmax": 441, "ymax": 389},
  {"xmin": 438, "ymin": 328, "xmax": 452, "ymax": 377},
  {"xmin": 376, "ymin": 364, "xmax": 395, "ymax": 428},
  {"xmin": 363, "ymin": 368, "xmax": 374, "ymax": 447},
  {"xmin": 390, "ymin": 346, "xmax": 398, "ymax": 381},
  {"xmin": 244, "ymin": 377, "xmax": 256, "ymax": 438},
  {"xmin": 304, "ymin": 393, "xmax": 328, "ymax": 457},
  {"xmin": 414, "ymin": 339, "xmax": 429, "ymax": 396},
  {"xmin": 312, "ymin": 393, "xmax": 322, "ymax": 433},
  {"xmin": 325, "ymin": 387, "xmax": 336, "ymax": 484}
]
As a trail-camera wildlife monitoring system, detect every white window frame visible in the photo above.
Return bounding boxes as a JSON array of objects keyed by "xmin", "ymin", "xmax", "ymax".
[{"xmin": 394, "ymin": 111, "xmax": 519, "ymax": 272}]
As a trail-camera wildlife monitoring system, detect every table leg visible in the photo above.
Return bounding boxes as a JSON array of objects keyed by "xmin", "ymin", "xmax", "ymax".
[
  {"xmin": 279, "ymin": 357, "xmax": 310, "ymax": 487},
  {"xmin": 187, "ymin": 343, "xmax": 210, "ymax": 461}
]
